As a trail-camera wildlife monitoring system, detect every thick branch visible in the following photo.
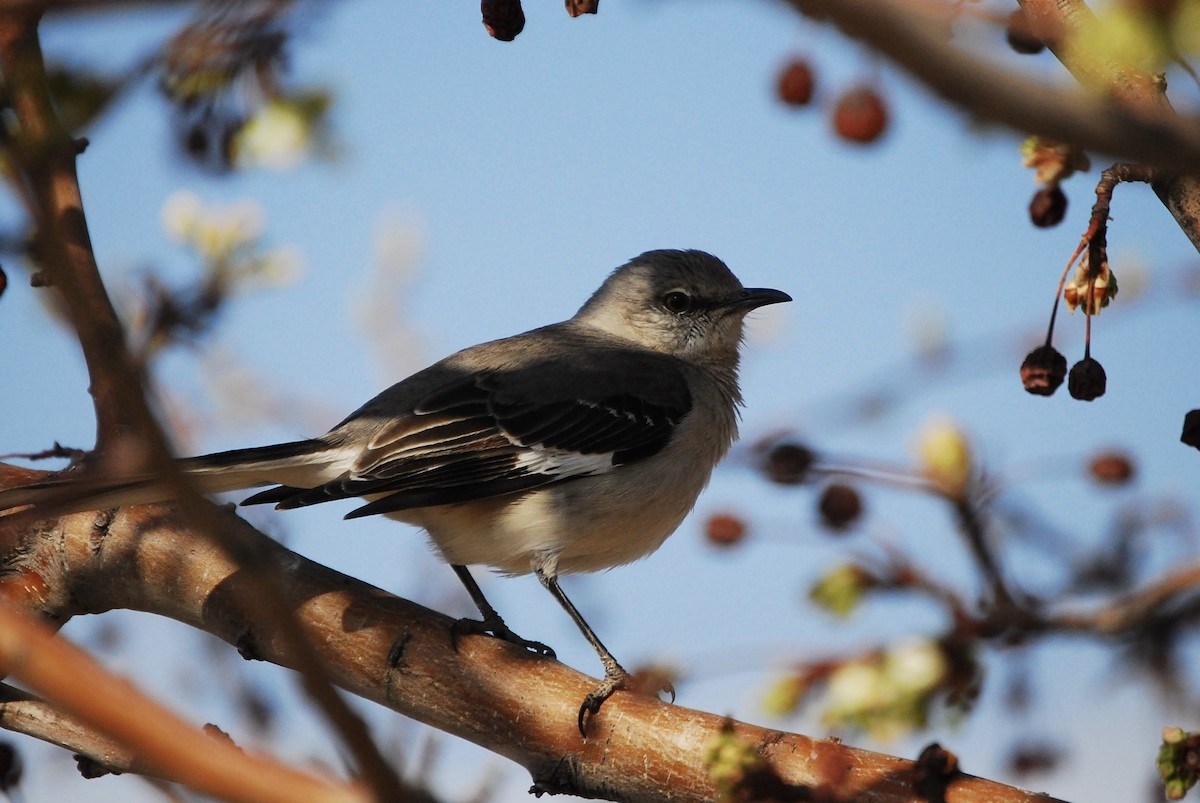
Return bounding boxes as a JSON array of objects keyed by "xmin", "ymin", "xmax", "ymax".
[
  {"xmin": 1019, "ymin": 0, "xmax": 1200, "ymax": 253},
  {"xmin": 0, "ymin": 466, "xmax": 1059, "ymax": 803},
  {"xmin": 790, "ymin": 0, "xmax": 1200, "ymax": 169},
  {"xmin": 788, "ymin": 0, "xmax": 1200, "ymax": 253}
]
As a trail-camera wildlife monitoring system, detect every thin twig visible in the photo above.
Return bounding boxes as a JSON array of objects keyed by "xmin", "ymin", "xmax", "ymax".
[{"xmin": 1048, "ymin": 565, "xmax": 1200, "ymax": 635}]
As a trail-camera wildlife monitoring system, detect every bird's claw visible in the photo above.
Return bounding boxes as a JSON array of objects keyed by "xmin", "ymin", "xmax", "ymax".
[
  {"xmin": 577, "ymin": 674, "xmax": 623, "ymax": 736},
  {"xmin": 450, "ymin": 616, "xmax": 556, "ymax": 658},
  {"xmin": 576, "ymin": 666, "xmax": 678, "ymax": 736}
]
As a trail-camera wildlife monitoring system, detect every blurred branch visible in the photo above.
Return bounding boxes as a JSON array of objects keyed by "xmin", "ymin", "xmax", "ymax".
[
  {"xmin": 787, "ymin": 0, "xmax": 1200, "ymax": 253},
  {"xmin": 0, "ymin": 630, "xmax": 365, "ymax": 803},
  {"xmin": 1048, "ymin": 564, "xmax": 1200, "ymax": 635},
  {"xmin": 788, "ymin": 0, "xmax": 1200, "ymax": 168},
  {"xmin": 0, "ymin": 0, "xmax": 192, "ymax": 10},
  {"xmin": 0, "ymin": 464, "xmax": 1062, "ymax": 803},
  {"xmin": 0, "ymin": 683, "xmax": 169, "ymax": 779}
]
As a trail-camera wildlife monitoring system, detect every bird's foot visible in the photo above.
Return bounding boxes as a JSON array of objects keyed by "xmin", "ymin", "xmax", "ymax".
[
  {"xmin": 450, "ymin": 615, "xmax": 556, "ymax": 658},
  {"xmin": 576, "ymin": 663, "xmax": 676, "ymax": 736}
]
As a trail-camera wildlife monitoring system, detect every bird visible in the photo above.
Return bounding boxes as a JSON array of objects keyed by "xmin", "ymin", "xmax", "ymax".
[{"xmin": 0, "ymin": 249, "xmax": 790, "ymax": 733}]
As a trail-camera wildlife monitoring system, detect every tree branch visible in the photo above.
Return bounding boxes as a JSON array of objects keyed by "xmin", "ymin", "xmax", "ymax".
[
  {"xmin": 1019, "ymin": 0, "xmax": 1200, "ymax": 253},
  {"xmin": 0, "ymin": 610, "xmax": 367, "ymax": 803},
  {"xmin": 0, "ymin": 9, "xmax": 144, "ymax": 451},
  {"xmin": 1047, "ymin": 564, "xmax": 1200, "ymax": 635},
  {"xmin": 0, "ymin": 465, "xmax": 1061, "ymax": 803},
  {"xmin": 787, "ymin": 0, "xmax": 1200, "ymax": 252},
  {"xmin": 0, "ymin": 13, "xmax": 410, "ymax": 798}
]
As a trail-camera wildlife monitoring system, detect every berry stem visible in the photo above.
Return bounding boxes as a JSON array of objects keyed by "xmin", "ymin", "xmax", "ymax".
[
  {"xmin": 1086, "ymin": 164, "xmax": 1162, "ymax": 282},
  {"xmin": 1084, "ymin": 273, "xmax": 1095, "ymax": 359},
  {"xmin": 1045, "ymin": 234, "xmax": 1089, "ymax": 347}
]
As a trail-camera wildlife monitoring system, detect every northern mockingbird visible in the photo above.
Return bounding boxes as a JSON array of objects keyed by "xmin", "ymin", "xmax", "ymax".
[{"xmin": 0, "ymin": 249, "xmax": 790, "ymax": 732}]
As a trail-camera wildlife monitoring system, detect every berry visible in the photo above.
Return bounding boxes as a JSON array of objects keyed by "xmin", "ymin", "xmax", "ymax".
[
  {"xmin": 627, "ymin": 664, "xmax": 677, "ymax": 697},
  {"xmin": 776, "ymin": 58, "xmax": 815, "ymax": 107},
  {"xmin": 184, "ymin": 124, "xmax": 208, "ymax": 157},
  {"xmin": 764, "ymin": 442, "xmax": 816, "ymax": 485},
  {"xmin": 817, "ymin": 483, "xmax": 863, "ymax": 531},
  {"xmin": 1020, "ymin": 345, "xmax": 1067, "ymax": 396},
  {"xmin": 565, "ymin": 0, "xmax": 599, "ymax": 16},
  {"xmin": 832, "ymin": 86, "xmax": 888, "ymax": 144},
  {"xmin": 1006, "ymin": 742, "xmax": 1063, "ymax": 776},
  {"xmin": 705, "ymin": 512, "xmax": 747, "ymax": 547},
  {"xmin": 1088, "ymin": 451, "xmax": 1135, "ymax": 485},
  {"xmin": 1006, "ymin": 9, "xmax": 1045, "ymax": 55},
  {"xmin": 0, "ymin": 742, "xmax": 19, "ymax": 792},
  {"xmin": 1029, "ymin": 185, "xmax": 1067, "ymax": 228},
  {"xmin": 481, "ymin": 0, "xmax": 524, "ymax": 41},
  {"xmin": 1181, "ymin": 410, "xmax": 1200, "ymax": 450},
  {"xmin": 1068, "ymin": 356, "xmax": 1106, "ymax": 401}
]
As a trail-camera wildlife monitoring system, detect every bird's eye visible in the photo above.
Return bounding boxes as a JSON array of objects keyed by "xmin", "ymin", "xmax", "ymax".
[{"xmin": 662, "ymin": 291, "xmax": 693, "ymax": 314}]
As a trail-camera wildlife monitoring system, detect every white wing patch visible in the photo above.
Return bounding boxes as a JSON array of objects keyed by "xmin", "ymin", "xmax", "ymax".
[
  {"xmin": 577, "ymin": 398, "xmax": 658, "ymax": 426},
  {"xmin": 514, "ymin": 445, "xmax": 615, "ymax": 478}
]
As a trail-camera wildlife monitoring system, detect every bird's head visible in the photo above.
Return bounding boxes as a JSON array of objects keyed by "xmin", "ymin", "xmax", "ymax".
[{"xmin": 574, "ymin": 249, "xmax": 791, "ymax": 367}]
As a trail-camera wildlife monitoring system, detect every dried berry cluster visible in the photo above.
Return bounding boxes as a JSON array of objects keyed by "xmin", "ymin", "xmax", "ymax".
[{"xmin": 1020, "ymin": 228, "xmax": 1117, "ymax": 402}]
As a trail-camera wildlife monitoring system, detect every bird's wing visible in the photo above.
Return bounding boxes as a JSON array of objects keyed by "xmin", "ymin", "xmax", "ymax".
[{"xmin": 243, "ymin": 351, "xmax": 693, "ymax": 517}]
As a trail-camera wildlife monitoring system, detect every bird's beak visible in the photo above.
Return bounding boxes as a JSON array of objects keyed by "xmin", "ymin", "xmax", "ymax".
[{"xmin": 726, "ymin": 287, "xmax": 792, "ymax": 312}]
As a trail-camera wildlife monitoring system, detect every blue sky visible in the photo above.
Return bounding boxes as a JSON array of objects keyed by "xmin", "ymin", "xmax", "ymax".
[{"xmin": 3, "ymin": 2, "xmax": 1199, "ymax": 801}]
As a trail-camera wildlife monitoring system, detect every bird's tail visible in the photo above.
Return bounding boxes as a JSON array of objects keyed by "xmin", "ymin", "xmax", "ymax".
[{"xmin": 0, "ymin": 439, "xmax": 337, "ymax": 517}]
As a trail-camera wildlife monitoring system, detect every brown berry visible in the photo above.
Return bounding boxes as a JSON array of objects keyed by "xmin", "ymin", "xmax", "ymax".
[
  {"xmin": 1029, "ymin": 185, "xmax": 1067, "ymax": 228},
  {"xmin": 1088, "ymin": 451, "xmax": 1135, "ymax": 485},
  {"xmin": 1020, "ymin": 345, "xmax": 1067, "ymax": 396},
  {"xmin": 1006, "ymin": 9, "xmax": 1045, "ymax": 55},
  {"xmin": 832, "ymin": 86, "xmax": 888, "ymax": 144},
  {"xmin": 73, "ymin": 754, "xmax": 113, "ymax": 779},
  {"xmin": 565, "ymin": 0, "xmax": 599, "ymax": 17},
  {"xmin": 0, "ymin": 742, "xmax": 19, "ymax": 791},
  {"xmin": 817, "ymin": 483, "xmax": 863, "ymax": 531},
  {"xmin": 705, "ymin": 512, "xmax": 746, "ymax": 547},
  {"xmin": 627, "ymin": 664, "xmax": 677, "ymax": 698},
  {"xmin": 777, "ymin": 58, "xmax": 815, "ymax": 107},
  {"xmin": 1068, "ymin": 356, "xmax": 1106, "ymax": 401},
  {"xmin": 183, "ymin": 124, "xmax": 208, "ymax": 157},
  {"xmin": 1006, "ymin": 741, "xmax": 1063, "ymax": 776},
  {"xmin": 1181, "ymin": 409, "xmax": 1200, "ymax": 450},
  {"xmin": 482, "ymin": 0, "xmax": 524, "ymax": 41},
  {"xmin": 764, "ymin": 442, "xmax": 816, "ymax": 485},
  {"xmin": 914, "ymin": 743, "xmax": 959, "ymax": 789}
]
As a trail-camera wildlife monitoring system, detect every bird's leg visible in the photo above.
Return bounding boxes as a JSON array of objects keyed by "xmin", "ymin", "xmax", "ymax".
[
  {"xmin": 535, "ymin": 568, "xmax": 676, "ymax": 736},
  {"xmin": 449, "ymin": 565, "xmax": 555, "ymax": 657}
]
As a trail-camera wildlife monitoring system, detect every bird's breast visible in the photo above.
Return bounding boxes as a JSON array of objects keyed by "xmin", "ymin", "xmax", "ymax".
[{"xmin": 401, "ymin": 398, "xmax": 736, "ymax": 576}]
